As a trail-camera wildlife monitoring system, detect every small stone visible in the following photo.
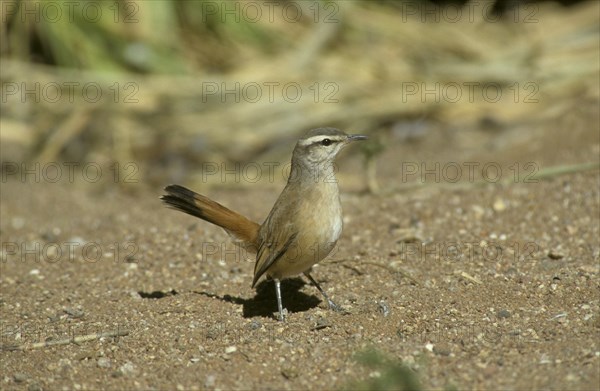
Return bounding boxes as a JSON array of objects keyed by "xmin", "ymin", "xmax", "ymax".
[
  {"xmin": 68, "ymin": 236, "xmax": 87, "ymax": 246},
  {"xmin": 281, "ymin": 367, "xmax": 299, "ymax": 379},
  {"xmin": 493, "ymin": 199, "xmax": 506, "ymax": 212},
  {"xmin": 505, "ymin": 267, "xmax": 519, "ymax": 277},
  {"xmin": 394, "ymin": 229, "xmax": 423, "ymax": 243},
  {"xmin": 14, "ymin": 373, "xmax": 28, "ymax": 383},
  {"xmin": 119, "ymin": 361, "xmax": 136, "ymax": 376},
  {"xmin": 41, "ymin": 227, "xmax": 61, "ymax": 241},
  {"xmin": 75, "ymin": 351, "xmax": 94, "ymax": 361},
  {"xmin": 130, "ymin": 291, "xmax": 142, "ymax": 299},
  {"xmin": 225, "ymin": 346, "xmax": 237, "ymax": 354},
  {"xmin": 548, "ymin": 251, "xmax": 564, "ymax": 260},
  {"xmin": 28, "ymin": 383, "xmax": 43, "ymax": 391},
  {"xmin": 27, "ymin": 382, "xmax": 43, "ymax": 391},
  {"xmin": 97, "ymin": 357, "xmax": 111, "ymax": 368},
  {"xmin": 378, "ymin": 301, "xmax": 390, "ymax": 317},
  {"xmin": 247, "ymin": 320, "xmax": 262, "ymax": 330},
  {"xmin": 433, "ymin": 345, "xmax": 451, "ymax": 356},
  {"xmin": 205, "ymin": 375, "xmax": 216, "ymax": 388},
  {"xmin": 311, "ymin": 317, "xmax": 331, "ymax": 331},
  {"xmin": 46, "ymin": 245, "xmax": 58, "ymax": 259},
  {"xmin": 64, "ymin": 307, "xmax": 84, "ymax": 318},
  {"xmin": 497, "ymin": 309, "xmax": 511, "ymax": 318},
  {"xmin": 472, "ymin": 205, "xmax": 485, "ymax": 218}
]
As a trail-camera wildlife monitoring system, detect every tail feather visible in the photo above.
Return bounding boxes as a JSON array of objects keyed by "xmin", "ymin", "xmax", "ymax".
[{"xmin": 161, "ymin": 184, "xmax": 260, "ymax": 250}]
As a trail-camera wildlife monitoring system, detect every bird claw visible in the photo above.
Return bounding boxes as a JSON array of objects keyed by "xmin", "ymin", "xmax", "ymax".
[
  {"xmin": 277, "ymin": 308, "xmax": 288, "ymax": 322},
  {"xmin": 327, "ymin": 300, "xmax": 343, "ymax": 312}
]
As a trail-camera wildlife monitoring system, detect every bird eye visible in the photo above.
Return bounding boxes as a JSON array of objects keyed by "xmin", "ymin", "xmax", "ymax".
[{"xmin": 321, "ymin": 138, "xmax": 332, "ymax": 146}]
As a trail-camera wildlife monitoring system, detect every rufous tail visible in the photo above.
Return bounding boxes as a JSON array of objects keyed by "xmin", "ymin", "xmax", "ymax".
[{"xmin": 161, "ymin": 184, "xmax": 260, "ymax": 250}]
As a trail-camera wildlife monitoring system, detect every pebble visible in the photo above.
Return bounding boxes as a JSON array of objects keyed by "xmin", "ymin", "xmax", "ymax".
[
  {"xmin": 281, "ymin": 367, "xmax": 299, "ymax": 379},
  {"xmin": 472, "ymin": 205, "xmax": 485, "ymax": 219},
  {"xmin": 14, "ymin": 373, "xmax": 28, "ymax": 383},
  {"xmin": 433, "ymin": 345, "xmax": 451, "ymax": 356},
  {"xmin": 97, "ymin": 358, "xmax": 111, "ymax": 368},
  {"xmin": 130, "ymin": 291, "xmax": 142, "ymax": 299},
  {"xmin": 493, "ymin": 198, "xmax": 507, "ymax": 212},
  {"xmin": 378, "ymin": 301, "xmax": 390, "ymax": 317},
  {"xmin": 548, "ymin": 250, "xmax": 564, "ymax": 260},
  {"xmin": 312, "ymin": 317, "xmax": 331, "ymax": 331},
  {"xmin": 68, "ymin": 236, "xmax": 87, "ymax": 246},
  {"xmin": 225, "ymin": 346, "xmax": 237, "ymax": 354},
  {"xmin": 64, "ymin": 307, "xmax": 85, "ymax": 318},
  {"xmin": 205, "ymin": 375, "xmax": 216, "ymax": 388},
  {"xmin": 75, "ymin": 351, "xmax": 94, "ymax": 361},
  {"xmin": 119, "ymin": 362, "xmax": 136, "ymax": 376},
  {"xmin": 247, "ymin": 320, "xmax": 262, "ymax": 330},
  {"xmin": 497, "ymin": 309, "xmax": 511, "ymax": 318},
  {"xmin": 28, "ymin": 383, "xmax": 43, "ymax": 391}
]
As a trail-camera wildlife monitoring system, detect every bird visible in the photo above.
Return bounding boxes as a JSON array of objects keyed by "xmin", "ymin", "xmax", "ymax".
[{"xmin": 161, "ymin": 127, "xmax": 367, "ymax": 320}]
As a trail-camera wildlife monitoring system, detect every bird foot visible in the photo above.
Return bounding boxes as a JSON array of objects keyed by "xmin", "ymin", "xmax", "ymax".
[{"xmin": 276, "ymin": 308, "xmax": 288, "ymax": 322}]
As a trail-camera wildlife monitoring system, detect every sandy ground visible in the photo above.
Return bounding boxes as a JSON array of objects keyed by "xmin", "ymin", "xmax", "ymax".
[{"xmin": 1, "ymin": 109, "xmax": 599, "ymax": 390}]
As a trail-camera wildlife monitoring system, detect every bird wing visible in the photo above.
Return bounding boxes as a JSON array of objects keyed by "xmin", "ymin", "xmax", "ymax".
[
  {"xmin": 251, "ymin": 229, "xmax": 298, "ymax": 287},
  {"xmin": 251, "ymin": 192, "xmax": 301, "ymax": 287}
]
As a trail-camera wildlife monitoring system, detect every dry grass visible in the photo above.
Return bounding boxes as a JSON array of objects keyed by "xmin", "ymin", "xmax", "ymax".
[{"xmin": 1, "ymin": 1, "xmax": 598, "ymax": 186}]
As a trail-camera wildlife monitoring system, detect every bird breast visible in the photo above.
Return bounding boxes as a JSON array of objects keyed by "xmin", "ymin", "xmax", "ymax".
[{"xmin": 300, "ymin": 182, "xmax": 342, "ymax": 252}]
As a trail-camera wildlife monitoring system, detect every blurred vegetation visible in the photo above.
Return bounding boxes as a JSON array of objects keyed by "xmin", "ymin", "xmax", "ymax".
[
  {"xmin": 1, "ymin": 0, "xmax": 598, "ymax": 188},
  {"xmin": 3, "ymin": 0, "xmax": 325, "ymax": 72},
  {"xmin": 345, "ymin": 348, "xmax": 422, "ymax": 391}
]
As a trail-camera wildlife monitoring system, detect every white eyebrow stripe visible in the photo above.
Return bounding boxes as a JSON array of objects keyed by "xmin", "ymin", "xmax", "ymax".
[{"xmin": 298, "ymin": 135, "xmax": 346, "ymax": 146}]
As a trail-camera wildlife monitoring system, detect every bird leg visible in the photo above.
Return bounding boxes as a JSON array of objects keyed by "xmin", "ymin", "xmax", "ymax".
[
  {"xmin": 304, "ymin": 272, "xmax": 342, "ymax": 312},
  {"xmin": 274, "ymin": 279, "xmax": 287, "ymax": 321}
]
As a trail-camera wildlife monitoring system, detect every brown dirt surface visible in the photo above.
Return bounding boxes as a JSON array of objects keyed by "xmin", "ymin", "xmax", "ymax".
[{"xmin": 1, "ymin": 112, "xmax": 599, "ymax": 390}]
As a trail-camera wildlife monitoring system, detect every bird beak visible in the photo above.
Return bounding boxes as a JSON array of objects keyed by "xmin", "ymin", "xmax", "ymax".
[{"xmin": 347, "ymin": 134, "xmax": 368, "ymax": 142}]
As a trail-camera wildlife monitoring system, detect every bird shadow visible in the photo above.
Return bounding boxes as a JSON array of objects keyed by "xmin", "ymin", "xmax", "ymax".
[{"xmin": 192, "ymin": 277, "xmax": 321, "ymax": 319}]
